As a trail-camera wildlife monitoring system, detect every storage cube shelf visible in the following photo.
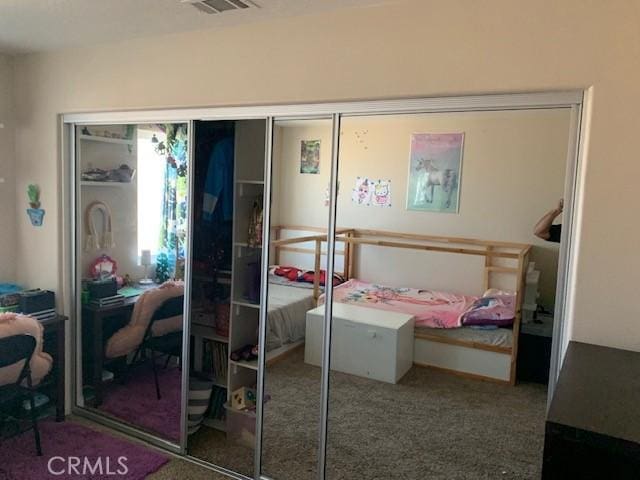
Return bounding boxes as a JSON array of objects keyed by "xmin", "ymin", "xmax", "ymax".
[{"xmin": 226, "ymin": 120, "xmax": 266, "ymax": 433}]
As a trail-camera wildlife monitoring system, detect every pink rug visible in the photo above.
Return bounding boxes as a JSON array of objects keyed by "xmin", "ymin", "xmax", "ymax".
[
  {"xmin": 0, "ymin": 420, "xmax": 168, "ymax": 479},
  {"xmin": 98, "ymin": 365, "xmax": 181, "ymax": 443}
]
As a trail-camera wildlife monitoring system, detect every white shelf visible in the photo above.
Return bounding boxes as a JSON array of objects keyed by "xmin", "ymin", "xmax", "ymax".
[
  {"xmin": 229, "ymin": 358, "xmax": 258, "ymax": 371},
  {"xmin": 192, "ymin": 273, "xmax": 232, "ymax": 285},
  {"xmin": 79, "ymin": 134, "xmax": 135, "ymax": 146},
  {"xmin": 230, "ymin": 341, "xmax": 304, "ymax": 371},
  {"xmin": 231, "ymin": 300, "xmax": 260, "ymax": 310},
  {"xmin": 234, "ymin": 242, "xmax": 262, "ymax": 249},
  {"xmin": 202, "ymin": 418, "xmax": 226, "ymax": 432},
  {"xmin": 191, "ymin": 324, "xmax": 229, "ymax": 344},
  {"xmin": 80, "ymin": 181, "xmax": 132, "ymax": 187},
  {"xmin": 235, "ymin": 179, "xmax": 264, "ymax": 185}
]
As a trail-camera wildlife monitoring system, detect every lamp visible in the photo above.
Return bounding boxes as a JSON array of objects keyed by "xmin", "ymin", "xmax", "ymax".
[{"xmin": 139, "ymin": 249, "xmax": 153, "ymax": 285}]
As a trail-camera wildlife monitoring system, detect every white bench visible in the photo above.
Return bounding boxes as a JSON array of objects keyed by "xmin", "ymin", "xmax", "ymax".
[{"xmin": 305, "ymin": 303, "xmax": 414, "ymax": 384}]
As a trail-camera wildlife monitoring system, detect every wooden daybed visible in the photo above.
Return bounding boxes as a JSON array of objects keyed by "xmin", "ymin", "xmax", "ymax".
[{"xmin": 272, "ymin": 226, "xmax": 531, "ymax": 385}]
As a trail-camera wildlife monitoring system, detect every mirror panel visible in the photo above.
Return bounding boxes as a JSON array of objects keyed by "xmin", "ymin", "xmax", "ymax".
[
  {"xmin": 186, "ymin": 119, "xmax": 266, "ymax": 477},
  {"xmin": 326, "ymin": 110, "xmax": 572, "ymax": 478},
  {"xmin": 259, "ymin": 118, "xmax": 334, "ymax": 480},
  {"xmin": 76, "ymin": 123, "xmax": 188, "ymax": 445}
]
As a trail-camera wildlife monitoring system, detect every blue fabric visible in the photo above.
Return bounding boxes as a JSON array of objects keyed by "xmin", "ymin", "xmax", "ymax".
[{"xmin": 203, "ymin": 137, "xmax": 234, "ymax": 222}]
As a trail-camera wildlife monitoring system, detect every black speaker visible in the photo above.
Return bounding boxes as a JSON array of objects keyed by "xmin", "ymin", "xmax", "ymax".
[
  {"xmin": 87, "ymin": 278, "xmax": 118, "ymax": 300},
  {"xmin": 19, "ymin": 289, "xmax": 55, "ymax": 314}
]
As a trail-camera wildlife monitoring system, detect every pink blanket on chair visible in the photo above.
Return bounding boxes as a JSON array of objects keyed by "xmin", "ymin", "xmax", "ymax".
[{"xmin": 320, "ymin": 279, "xmax": 477, "ymax": 328}]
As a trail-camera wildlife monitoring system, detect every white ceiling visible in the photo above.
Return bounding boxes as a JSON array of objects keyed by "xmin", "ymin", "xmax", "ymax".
[{"xmin": 0, "ymin": 0, "xmax": 393, "ymax": 55}]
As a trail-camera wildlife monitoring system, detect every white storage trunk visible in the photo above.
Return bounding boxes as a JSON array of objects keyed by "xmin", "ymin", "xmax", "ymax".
[{"xmin": 305, "ymin": 304, "xmax": 415, "ymax": 384}]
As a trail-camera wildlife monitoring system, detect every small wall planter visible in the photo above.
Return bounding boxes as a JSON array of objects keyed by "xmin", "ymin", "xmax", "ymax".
[{"xmin": 27, "ymin": 208, "xmax": 45, "ymax": 227}]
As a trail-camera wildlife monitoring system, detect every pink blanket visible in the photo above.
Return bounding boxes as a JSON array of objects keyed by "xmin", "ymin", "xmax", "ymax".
[{"xmin": 320, "ymin": 279, "xmax": 477, "ymax": 328}]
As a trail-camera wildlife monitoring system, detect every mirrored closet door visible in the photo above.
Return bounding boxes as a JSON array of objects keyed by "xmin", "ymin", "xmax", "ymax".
[
  {"xmin": 325, "ymin": 109, "xmax": 572, "ymax": 479},
  {"xmin": 75, "ymin": 123, "xmax": 189, "ymax": 446},
  {"xmin": 66, "ymin": 93, "xmax": 580, "ymax": 480},
  {"xmin": 186, "ymin": 119, "xmax": 266, "ymax": 477},
  {"xmin": 259, "ymin": 118, "xmax": 334, "ymax": 480}
]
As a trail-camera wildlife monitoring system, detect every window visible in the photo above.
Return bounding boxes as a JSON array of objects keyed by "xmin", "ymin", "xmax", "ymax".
[{"xmin": 137, "ymin": 128, "xmax": 166, "ymax": 257}]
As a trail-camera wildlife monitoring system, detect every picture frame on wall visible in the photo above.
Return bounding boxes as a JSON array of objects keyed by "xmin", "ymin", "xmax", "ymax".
[
  {"xmin": 406, "ymin": 132, "xmax": 464, "ymax": 213},
  {"xmin": 300, "ymin": 139, "xmax": 321, "ymax": 174}
]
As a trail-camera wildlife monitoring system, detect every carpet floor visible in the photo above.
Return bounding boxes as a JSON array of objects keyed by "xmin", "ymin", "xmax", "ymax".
[{"xmin": 189, "ymin": 349, "xmax": 547, "ymax": 480}]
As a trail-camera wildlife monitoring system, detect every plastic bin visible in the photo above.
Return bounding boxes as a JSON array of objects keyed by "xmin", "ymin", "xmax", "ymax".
[{"xmin": 224, "ymin": 403, "xmax": 256, "ymax": 448}]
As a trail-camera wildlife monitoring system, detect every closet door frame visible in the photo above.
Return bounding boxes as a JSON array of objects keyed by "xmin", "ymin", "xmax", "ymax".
[{"xmin": 61, "ymin": 89, "xmax": 586, "ymax": 480}]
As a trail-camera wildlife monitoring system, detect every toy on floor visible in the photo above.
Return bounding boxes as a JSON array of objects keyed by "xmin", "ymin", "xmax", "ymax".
[{"xmin": 231, "ymin": 387, "xmax": 256, "ymax": 411}]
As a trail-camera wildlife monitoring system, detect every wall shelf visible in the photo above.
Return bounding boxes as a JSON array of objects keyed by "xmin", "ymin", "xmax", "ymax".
[
  {"xmin": 79, "ymin": 134, "xmax": 135, "ymax": 146},
  {"xmin": 80, "ymin": 181, "xmax": 132, "ymax": 187}
]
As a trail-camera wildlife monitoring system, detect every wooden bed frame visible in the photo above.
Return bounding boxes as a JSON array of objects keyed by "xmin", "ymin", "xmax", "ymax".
[{"xmin": 272, "ymin": 225, "xmax": 531, "ymax": 385}]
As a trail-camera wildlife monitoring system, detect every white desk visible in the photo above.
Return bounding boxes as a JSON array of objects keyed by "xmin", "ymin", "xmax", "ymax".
[{"xmin": 305, "ymin": 303, "xmax": 414, "ymax": 384}]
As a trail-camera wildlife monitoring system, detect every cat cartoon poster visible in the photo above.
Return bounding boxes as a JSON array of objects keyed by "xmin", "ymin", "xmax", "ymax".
[
  {"xmin": 351, "ymin": 177, "xmax": 392, "ymax": 207},
  {"xmin": 371, "ymin": 179, "xmax": 392, "ymax": 207}
]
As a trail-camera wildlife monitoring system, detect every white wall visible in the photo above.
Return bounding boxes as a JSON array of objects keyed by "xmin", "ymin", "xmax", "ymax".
[
  {"xmin": 11, "ymin": 0, "xmax": 640, "ymax": 351},
  {"xmin": 78, "ymin": 125, "xmax": 140, "ymax": 280},
  {"xmin": 0, "ymin": 54, "xmax": 15, "ymax": 282},
  {"xmin": 273, "ymin": 110, "xmax": 570, "ymax": 304}
]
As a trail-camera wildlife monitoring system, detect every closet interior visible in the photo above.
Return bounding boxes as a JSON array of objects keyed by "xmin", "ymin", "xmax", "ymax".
[{"xmin": 188, "ymin": 119, "xmax": 266, "ymax": 475}]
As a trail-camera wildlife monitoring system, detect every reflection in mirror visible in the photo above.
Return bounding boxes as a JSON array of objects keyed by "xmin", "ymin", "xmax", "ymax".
[
  {"xmin": 186, "ymin": 120, "xmax": 266, "ymax": 477},
  {"xmin": 326, "ymin": 110, "xmax": 572, "ymax": 478},
  {"xmin": 260, "ymin": 118, "xmax": 334, "ymax": 480},
  {"xmin": 77, "ymin": 123, "xmax": 188, "ymax": 445}
]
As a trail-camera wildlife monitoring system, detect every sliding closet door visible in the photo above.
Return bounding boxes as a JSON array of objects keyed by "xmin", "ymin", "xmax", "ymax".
[
  {"xmin": 186, "ymin": 119, "xmax": 267, "ymax": 477},
  {"xmin": 258, "ymin": 118, "xmax": 334, "ymax": 480},
  {"xmin": 325, "ymin": 110, "xmax": 573, "ymax": 479},
  {"xmin": 74, "ymin": 123, "xmax": 189, "ymax": 447}
]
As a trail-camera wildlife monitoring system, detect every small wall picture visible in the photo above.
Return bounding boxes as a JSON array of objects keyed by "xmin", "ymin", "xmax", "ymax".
[
  {"xmin": 352, "ymin": 177, "xmax": 372, "ymax": 205},
  {"xmin": 371, "ymin": 179, "xmax": 392, "ymax": 207},
  {"xmin": 407, "ymin": 133, "xmax": 464, "ymax": 213},
  {"xmin": 300, "ymin": 139, "xmax": 321, "ymax": 174}
]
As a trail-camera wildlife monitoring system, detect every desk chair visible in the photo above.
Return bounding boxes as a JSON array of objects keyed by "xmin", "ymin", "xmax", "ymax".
[
  {"xmin": 132, "ymin": 295, "xmax": 184, "ymax": 400},
  {"xmin": 0, "ymin": 335, "xmax": 43, "ymax": 456}
]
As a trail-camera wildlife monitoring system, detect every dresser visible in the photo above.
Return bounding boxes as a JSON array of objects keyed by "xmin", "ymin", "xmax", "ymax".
[{"xmin": 543, "ymin": 341, "xmax": 640, "ymax": 479}]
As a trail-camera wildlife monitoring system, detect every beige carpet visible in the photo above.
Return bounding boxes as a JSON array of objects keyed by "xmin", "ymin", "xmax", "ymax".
[{"xmin": 187, "ymin": 349, "xmax": 547, "ymax": 480}]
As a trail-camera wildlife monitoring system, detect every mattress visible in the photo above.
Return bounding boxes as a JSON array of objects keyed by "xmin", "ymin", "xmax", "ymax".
[
  {"xmin": 324, "ymin": 279, "xmax": 476, "ymax": 329},
  {"xmin": 323, "ymin": 279, "xmax": 515, "ymax": 330},
  {"xmin": 266, "ymin": 279, "xmax": 315, "ymax": 351},
  {"xmin": 414, "ymin": 325, "xmax": 513, "ymax": 349}
]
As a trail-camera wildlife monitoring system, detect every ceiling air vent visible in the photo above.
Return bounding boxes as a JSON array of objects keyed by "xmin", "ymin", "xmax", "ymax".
[{"xmin": 183, "ymin": 0, "xmax": 259, "ymax": 14}]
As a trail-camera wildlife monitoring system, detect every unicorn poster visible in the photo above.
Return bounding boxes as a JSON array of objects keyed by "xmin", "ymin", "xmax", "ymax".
[{"xmin": 407, "ymin": 133, "xmax": 464, "ymax": 213}]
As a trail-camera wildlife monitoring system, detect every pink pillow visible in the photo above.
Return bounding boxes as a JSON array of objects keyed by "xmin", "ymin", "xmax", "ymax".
[
  {"xmin": 0, "ymin": 313, "xmax": 53, "ymax": 386},
  {"xmin": 105, "ymin": 281, "xmax": 184, "ymax": 359},
  {"xmin": 461, "ymin": 293, "xmax": 516, "ymax": 327}
]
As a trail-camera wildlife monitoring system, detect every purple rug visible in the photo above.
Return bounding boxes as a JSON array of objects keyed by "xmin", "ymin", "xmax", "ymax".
[
  {"xmin": 99, "ymin": 365, "xmax": 181, "ymax": 443},
  {"xmin": 0, "ymin": 420, "xmax": 168, "ymax": 479}
]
